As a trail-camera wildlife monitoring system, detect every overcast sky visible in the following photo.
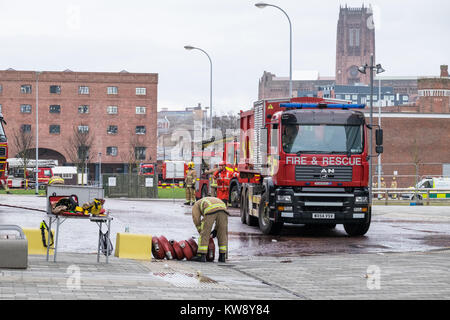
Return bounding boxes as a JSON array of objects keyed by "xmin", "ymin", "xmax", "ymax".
[{"xmin": 0, "ymin": 0, "xmax": 448, "ymax": 115}]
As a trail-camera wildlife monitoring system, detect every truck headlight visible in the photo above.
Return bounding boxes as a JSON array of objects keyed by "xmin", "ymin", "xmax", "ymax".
[
  {"xmin": 355, "ymin": 196, "xmax": 368, "ymax": 204},
  {"xmin": 277, "ymin": 195, "xmax": 292, "ymax": 202}
]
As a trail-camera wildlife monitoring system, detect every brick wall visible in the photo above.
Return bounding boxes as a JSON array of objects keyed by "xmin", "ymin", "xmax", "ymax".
[{"xmin": 0, "ymin": 70, "xmax": 158, "ymax": 173}]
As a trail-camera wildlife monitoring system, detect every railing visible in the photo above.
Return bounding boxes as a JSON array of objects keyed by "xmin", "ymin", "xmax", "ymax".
[{"xmin": 372, "ymin": 188, "xmax": 450, "ymax": 205}]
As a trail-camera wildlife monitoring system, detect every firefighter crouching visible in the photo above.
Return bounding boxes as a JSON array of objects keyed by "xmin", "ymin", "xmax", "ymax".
[
  {"xmin": 204, "ymin": 164, "xmax": 219, "ymax": 197},
  {"xmin": 191, "ymin": 197, "xmax": 229, "ymax": 263},
  {"xmin": 184, "ymin": 162, "xmax": 197, "ymax": 205}
]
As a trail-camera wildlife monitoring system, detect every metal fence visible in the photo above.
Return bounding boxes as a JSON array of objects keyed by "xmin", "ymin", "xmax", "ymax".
[
  {"xmin": 372, "ymin": 188, "xmax": 450, "ymax": 205},
  {"xmin": 372, "ymin": 162, "xmax": 449, "ymax": 189},
  {"xmin": 102, "ymin": 174, "xmax": 158, "ymax": 198}
]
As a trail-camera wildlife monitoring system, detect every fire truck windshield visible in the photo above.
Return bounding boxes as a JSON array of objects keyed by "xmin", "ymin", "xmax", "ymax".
[{"xmin": 282, "ymin": 124, "xmax": 363, "ymax": 155}]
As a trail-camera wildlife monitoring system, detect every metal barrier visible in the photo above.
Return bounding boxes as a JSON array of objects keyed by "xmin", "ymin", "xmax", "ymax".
[
  {"xmin": 0, "ymin": 225, "xmax": 28, "ymax": 269},
  {"xmin": 372, "ymin": 188, "xmax": 450, "ymax": 205}
]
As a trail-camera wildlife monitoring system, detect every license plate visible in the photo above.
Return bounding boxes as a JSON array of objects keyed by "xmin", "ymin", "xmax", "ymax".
[{"xmin": 312, "ymin": 213, "xmax": 335, "ymax": 219}]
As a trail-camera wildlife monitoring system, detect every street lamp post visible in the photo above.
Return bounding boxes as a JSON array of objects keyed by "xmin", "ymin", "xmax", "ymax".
[
  {"xmin": 35, "ymin": 71, "xmax": 41, "ymax": 195},
  {"xmin": 184, "ymin": 45, "xmax": 213, "ymax": 134},
  {"xmin": 358, "ymin": 55, "xmax": 385, "ymax": 201},
  {"xmin": 98, "ymin": 152, "xmax": 102, "ymax": 187},
  {"xmin": 255, "ymin": 2, "xmax": 292, "ymax": 98}
]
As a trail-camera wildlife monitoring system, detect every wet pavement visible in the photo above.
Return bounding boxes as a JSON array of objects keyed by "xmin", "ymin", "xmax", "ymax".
[{"xmin": 1, "ymin": 195, "xmax": 449, "ymax": 259}]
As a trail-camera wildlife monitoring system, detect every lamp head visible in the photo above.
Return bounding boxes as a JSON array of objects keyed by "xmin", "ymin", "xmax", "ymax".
[
  {"xmin": 255, "ymin": 2, "xmax": 269, "ymax": 8},
  {"xmin": 358, "ymin": 65, "xmax": 367, "ymax": 74},
  {"xmin": 376, "ymin": 64, "xmax": 386, "ymax": 74},
  {"xmin": 184, "ymin": 45, "xmax": 195, "ymax": 50}
]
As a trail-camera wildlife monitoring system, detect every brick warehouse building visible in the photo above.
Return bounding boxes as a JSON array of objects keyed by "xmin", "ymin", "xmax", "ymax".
[{"xmin": 0, "ymin": 69, "xmax": 158, "ymax": 182}]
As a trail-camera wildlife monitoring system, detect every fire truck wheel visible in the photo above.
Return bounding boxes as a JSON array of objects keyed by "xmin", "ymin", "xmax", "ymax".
[
  {"xmin": 258, "ymin": 190, "xmax": 283, "ymax": 235},
  {"xmin": 344, "ymin": 211, "xmax": 371, "ymax": 236},
  {"xmin": 246, "ymin": 195, "xmax": 258, "ymax": 227},
  {"xmin": 240, "ymin": 189, "xmax": 247, "ymax": 224},
  {"xmin": 229, "ymin": 184, "xmax": 240, "ymax": 208}
]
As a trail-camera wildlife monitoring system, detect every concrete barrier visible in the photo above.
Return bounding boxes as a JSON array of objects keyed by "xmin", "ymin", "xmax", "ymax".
[
  {"xmin": 0, "ymin": 225, "xmax": 28, "ymax": 269},
  {"xmin": 114, "ymin": 233, "xmax": 152, "ymax": 260},
  {"xmin": 22, "ymin": 228, "xmax": 54, "ymax": 255}
]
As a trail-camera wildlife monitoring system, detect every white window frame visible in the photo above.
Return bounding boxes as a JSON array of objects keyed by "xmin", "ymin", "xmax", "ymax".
[
  {"xmin": 78, "ymin": 125, "xmax": 89, "ymax": 133},
  {"xmin": 136, "ymin": 87, "xmax": 146, "ymax": 95},
  {"xmin": 107, "ymin": 125, "xmax": 118, "ymax": 135},
  {"xmin": 21, "ymin": 85, "xmax": 32, "ymax": 94},
  {"xmin": 78, "ymin": 105, "xmax": 89, "ymax": 114},
  {"xmin": 135, "ymin": 126, "xmax": 146, "ymax": 135},
  {"xmin": 107, "ymin": 106, "xmax": 118, "ymax": 114},
  {"xmin": 20, "ymin": 104, "xmax": 32, "ymax": 113},
  {"xmin": 107, "ymin": 86, "xmax": 118, "ymax": 95},
  {"xmin": 79, "ymin": 86, "xmax": 89, "ymax": 94},
  {"xmin": 106, "ymin": 146, "xmax": 118, "ymax": 157},
  {"xmin": 136, "ymin": 106, "xmax": 146, "ymax": 114}
]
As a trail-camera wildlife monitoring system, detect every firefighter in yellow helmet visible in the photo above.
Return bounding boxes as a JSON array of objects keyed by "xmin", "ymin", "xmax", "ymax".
[
  {"xmin": 184, "ymin": 161, "xmax": 197, "ymax": 205},
  {"xmin": 390, "ymin": 176, "xmax": 398, "ymax": 199},
  {"xmin": 191, "ymin": 197, "xmax": 229, "ymax": 263}
]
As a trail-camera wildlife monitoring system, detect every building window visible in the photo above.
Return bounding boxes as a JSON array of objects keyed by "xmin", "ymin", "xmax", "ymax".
[
  {"xmin": 345, "ymin": 95, "xmax": 351, "ymax": 100},
  {"xmin": 107, "ymin": 86, "xmax": 118, "ymax": 95},
  {"xmin": 78, "ymin": 105, "xmax": 89, "ymax": 114},
  {"xmin": 0, "ymin": 104, "xmax": 2, "ymax": 113},
  {"xmin": 106, "ymin": 146, "xmax": 118, "ymax": 157},
  {"xmin": 136, "ymin": 87, "xmax": 146, "ymax": 95},
  {"xmin": 49, "ymin": 105, "xmax": 61, "ymax": 113},
  {"xmin": 78, "ymin": 125, "xmax": 89, "ymax": 133},
  {"xmin": 107, "ymin": 106, "xmax": 118, "ymax": 114},
  {"xmin": 50, "ymin": 85, "xmax": 61, "ymax": 94},
  {"xmin": 49, "ymin": 125, "xmax": 60, "ymax": 134},
  {"xmin": 136, "ymin": 106, "xmax": 146, "ymax": 114},
  {"xmin": 135, "ymin": 126, "xmax": 146, "ymax": 134},
  {"xmin": 135, "ymin": 147, "xmax": 146, "ymax": 160},
  {"xmin": 352, "ymin": 95, "xmax": 358, "ymax": 100},
  {"xmin": 20, "ymin": 104, "xmax": 32, "ymax": 113},
  {"xmin": 78, "ymin": 86, "xmax": 89, "ymax": 94},
  {"xmin": 21, "ymin": 85, "xmax": 32, "ymax": 94},
  {"xmin": 107, "ymin": 125, "xmax": 118, "ymax": 134},
  {"xmin": 77, "ymin": 146, "xmax": 89, "ymax": 160},
  {"xmin": 0, "ymin": 84, "xmax": 2, "ymax": 93},
  {"xmin": 21, "ymin": 124, "xmax": 31, "ymax": 133}
]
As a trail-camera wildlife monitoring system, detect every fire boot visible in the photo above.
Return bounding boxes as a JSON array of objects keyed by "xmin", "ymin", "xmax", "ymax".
[
  {"xmin": 191, "ymin": 253, "xmax": 206, "ymax": 262},
  {"xmin": 218, "ymin": 253, "xmax": 226, "ymax": 263}
]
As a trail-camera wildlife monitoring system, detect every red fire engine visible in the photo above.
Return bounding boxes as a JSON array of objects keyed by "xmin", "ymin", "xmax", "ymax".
[
  {"xmin": 195, "ymin": 136, "xmax": 260, "ymax": 207},
  {"xmin": 238, "ymin": 97, "xmax": 383, "ymax": 236}
]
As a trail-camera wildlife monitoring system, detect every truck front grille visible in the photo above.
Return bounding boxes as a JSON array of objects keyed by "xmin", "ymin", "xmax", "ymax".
[{"xmin": 295, "ymin": 165, "xmax": 353, "ymax": 182}]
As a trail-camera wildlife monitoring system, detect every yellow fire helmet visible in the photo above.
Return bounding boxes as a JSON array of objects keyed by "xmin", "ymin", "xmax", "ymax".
[{"xmin": 188, "ymin": 161, "xmax": 195, "ymax": 169}]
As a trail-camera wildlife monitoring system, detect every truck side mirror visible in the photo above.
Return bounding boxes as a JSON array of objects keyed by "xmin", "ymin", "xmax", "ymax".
[
  {"xmin": 375, "ymin": 128, "xmax": 383, "ymax": 146},
  {"xmin": 375, "ymin": 145, "xmax": 383, "ymax": 154}
]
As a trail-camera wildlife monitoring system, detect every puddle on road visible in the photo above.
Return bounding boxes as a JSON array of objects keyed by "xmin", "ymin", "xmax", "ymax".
[{"xmin": 151, "ymin": 272, "xmax": 227, "ymax": 289}]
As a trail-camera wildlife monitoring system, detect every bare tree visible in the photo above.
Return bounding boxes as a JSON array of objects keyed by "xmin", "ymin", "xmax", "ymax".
[
  {"xmin": 64, "ymin": 124, "xmax": 94, "ymax": 185},
  {"xmin": 11, "ymin": 127, "xmax": 34, "ymax": 180},
  {"xmin": 120, "ymin": 132, "xmax": 146, "ymax": 175}
]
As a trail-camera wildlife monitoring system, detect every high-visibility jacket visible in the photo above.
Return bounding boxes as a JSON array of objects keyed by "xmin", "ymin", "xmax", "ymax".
[
  {"xmin": 185, "ymin": 168, "xmax": 196, "ymax": 188},
  {"xmin": 192, "ymin": 197, "xmax": 229, "ymax": 233}
]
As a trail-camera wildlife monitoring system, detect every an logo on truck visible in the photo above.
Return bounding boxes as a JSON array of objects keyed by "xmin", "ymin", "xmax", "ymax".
[{"xmin": 320, "ymin": 168, "xmax": 335, "ymax": 179}]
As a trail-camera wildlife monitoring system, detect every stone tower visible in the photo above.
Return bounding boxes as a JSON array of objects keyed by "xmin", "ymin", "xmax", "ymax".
[{"xmin": 335, "ymin": 4, "xmax": 375, "ymax": 85}]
